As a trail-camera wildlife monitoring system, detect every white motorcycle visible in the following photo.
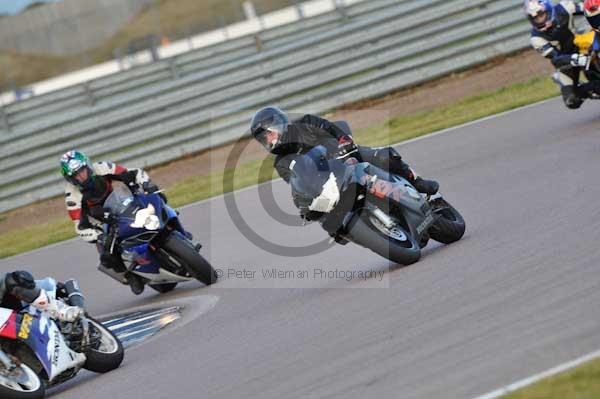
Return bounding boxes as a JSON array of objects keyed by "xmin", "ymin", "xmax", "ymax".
[{"xmin": 0, "ymin": 278, "xmax": 124, "ymax": 398}]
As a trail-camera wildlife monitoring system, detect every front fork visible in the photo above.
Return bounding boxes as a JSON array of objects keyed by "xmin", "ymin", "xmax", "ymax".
[
  {"xmin": 0, "ymin": 350, "xmax": 29, "ymax": 386},
  {"xmin": 0, "ymin": 349, "xmax": 15, "ymax": 370}
]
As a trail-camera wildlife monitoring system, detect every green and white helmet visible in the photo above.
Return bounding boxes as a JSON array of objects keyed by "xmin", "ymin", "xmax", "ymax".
[{"xmin": 60, "ymin": 150, "xmax": 95, "ymax": 188}]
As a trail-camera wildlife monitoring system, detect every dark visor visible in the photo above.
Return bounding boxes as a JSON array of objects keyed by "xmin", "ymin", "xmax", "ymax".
[{"xmin": 587, "ymin": 14, "xmax": 600, "ymax": 30}]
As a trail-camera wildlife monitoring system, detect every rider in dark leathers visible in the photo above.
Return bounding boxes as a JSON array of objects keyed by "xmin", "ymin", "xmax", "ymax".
[{"xmin": 250, "ymin": 107, "xmax": 439, "ymax": 220}]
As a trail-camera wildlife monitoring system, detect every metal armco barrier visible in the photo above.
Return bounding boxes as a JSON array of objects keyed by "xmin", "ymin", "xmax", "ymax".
[{"xmin": 0, "ymin": 0, "xmax": 534, "ymax": 212}]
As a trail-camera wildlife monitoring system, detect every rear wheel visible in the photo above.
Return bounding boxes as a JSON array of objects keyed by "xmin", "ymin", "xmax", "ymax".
[
  {"xmin": 0, "ymin": 357, "xmax": 45, "ymax": 399},
  {"xmin": 428, "ymin": 200, "xmax": 466, "ymax": 244},
  {"xmin": 163, "ymin": 233, "xmax": 217, "ymax": 286},
  {"xmin": 149, "ymin": 283, "xmax": 178, "ymax": 293},
  {"xmin": 347, "ymin": 212, "xmax": 421, "ymax": 265},
  {"xmin": 83, "ymin": 317, "xmax": 124, "ymax": 373}
]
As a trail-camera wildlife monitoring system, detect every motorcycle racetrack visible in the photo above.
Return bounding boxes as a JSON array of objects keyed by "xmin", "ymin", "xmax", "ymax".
[{"xmin": 2, "ymin": 97, "xmax": 600, "ymax": 398}]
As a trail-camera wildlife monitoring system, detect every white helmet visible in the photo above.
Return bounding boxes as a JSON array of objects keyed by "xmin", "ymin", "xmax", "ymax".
[{"xmin": 524, "ymin": 0, "xmax": 555, "ymax": 31}]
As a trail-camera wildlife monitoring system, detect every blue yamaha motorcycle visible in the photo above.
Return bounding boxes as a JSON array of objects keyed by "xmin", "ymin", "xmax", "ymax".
[{"xmin": 99, "ymin": 185, "xmax": 217, "ymax": 294}]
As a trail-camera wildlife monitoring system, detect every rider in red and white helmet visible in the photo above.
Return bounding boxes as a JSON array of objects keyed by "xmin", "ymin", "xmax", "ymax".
[
  {"xmin": 584, "ymin": 0, "xmax": 600, "ymax": 31},
  {"xmin": 525, "ymin": 0, "xmax": 589, "ymax": 109}
]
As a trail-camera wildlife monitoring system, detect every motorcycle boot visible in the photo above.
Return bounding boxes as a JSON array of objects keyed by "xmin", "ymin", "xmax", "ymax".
[
  {"xmin": 411, "ymin": 177, "xmax": 440, "ymax": 196},
  {"xmin": 100, "ymin": 252, "xmax": 127, "ymax": 273},
  {"xmin": 372, "ymin": 147, "xmax": 439, "ymax": 195},
  {"xmin": 126, "ymin": 273, "xmax": 145, "ymax": 295}
]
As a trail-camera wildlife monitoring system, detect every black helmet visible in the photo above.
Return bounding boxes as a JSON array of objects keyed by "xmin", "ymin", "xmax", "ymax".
[
  {"xmin": 5, "ymin": 270, "xmax": 36, "ymax": 291},
  {"xmin": 250, "ymin": 106, "xmax": 290, "ymax": 152}
]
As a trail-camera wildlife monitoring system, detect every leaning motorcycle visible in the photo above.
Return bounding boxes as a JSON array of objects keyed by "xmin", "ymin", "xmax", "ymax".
[
  {"xmin": 99, "ymin": 185, "xmax": 217, "ymax": 293},
  {"xmin": 0, "ymin": 278, "xmax": 123, "ymax": 399},
  {"xmin": 290, "ymin": 145, "xmax": 466, "ymax": 265},
  {"xmin": 555, "ymin": 31, "xmax": 600, "ymax": 99}
]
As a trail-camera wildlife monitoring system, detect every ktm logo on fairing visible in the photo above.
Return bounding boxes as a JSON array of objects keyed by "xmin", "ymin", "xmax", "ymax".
[{"xmin": 369, "ymin": 179, "xmax": 403, "ymax": 202}]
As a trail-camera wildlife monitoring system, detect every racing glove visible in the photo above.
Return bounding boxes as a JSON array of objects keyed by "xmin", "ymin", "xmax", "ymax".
[
  {"xmin": 32, "ymin": 290, "xmax": 83, "ymax": 323},
  {"xmin": 142, "ymin": 181, "xmax": 159, "ymax": 194},
  {"xmin": 142, "ymin": 181, "xmax": 168, "ymax": 203},
  {"xmin": 300, "ymin": 209, "xmax": 324, "ymax": 223},
  {"xmin": 77, "ymin": 226, "xmax": 102, "ymax": 243},
  {"xmin": 76, "ymin": 217, "xmax": 102, "ymax": 243},
  {"xmin": 571, "ymin": 53, "xmax": 589, "ymax": 68},
  {"xmin": 336, "ymin": 135, "xmax": 358, "ymax": 160}
]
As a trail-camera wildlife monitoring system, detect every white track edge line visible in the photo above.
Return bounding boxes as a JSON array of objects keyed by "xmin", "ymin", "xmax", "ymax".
[{"xmin": 472, "ymin": 349, "xmax": 600, "ymax": 399}]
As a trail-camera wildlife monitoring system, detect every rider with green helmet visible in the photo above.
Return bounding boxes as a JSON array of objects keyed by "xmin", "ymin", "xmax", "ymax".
[{"xmin": 60, "ymin": 150, "xmax": 156, "ymax": 294}]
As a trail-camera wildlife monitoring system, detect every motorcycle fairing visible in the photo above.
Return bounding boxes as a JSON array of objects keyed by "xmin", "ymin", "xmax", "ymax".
[
  {"xmin": 105, "ymin": 187, "xmax": 191, "ymax": 281},
  {"xmin": 124, "ymin": 236, "xmax": 195, "ymax": 283},
  {"xmin": 0, "ymin": 308, "xmax": 17, "ymax": 339},
  {"xmin": 9, "ymin": 308, "xmax": 85, "ymax": 382},
  {"xmin": 123, "ymin": 243, "xmax": 162, "ymax": 274},
  {"xmin": 347, "ymin": 163, "xmax": 437, "ymax": 240},
  {"xmin": 134, "ymin": 268, "xmax": 194, "ymax": 283}
]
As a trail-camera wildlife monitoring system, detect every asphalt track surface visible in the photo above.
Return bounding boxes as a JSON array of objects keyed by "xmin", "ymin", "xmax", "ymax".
[{"xmin": 2, "ymin": 97, "xmax": 600, "ymax": 398}]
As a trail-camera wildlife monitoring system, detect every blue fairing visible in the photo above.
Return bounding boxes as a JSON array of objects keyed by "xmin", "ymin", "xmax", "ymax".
[
  {"xmin": 124, "ymin": 243, "xmax": 162, "ymax": 274},
  {"xmin": 106, "ymin": 192, "xmax": 182, "ymax": 238},
  {"xmin": 115, "ymin": 193, "xmax": 164, "ymax": 238},
  {"xmin": 19, "ymin": 311, "xmax": 53, "ymax": 376},
  {"xmin": 105, "ymin": 190, "xmax": 185, "ymax": 275},
  {"xmin": 594, "ymin": 34, "xmax": 600, "ymax": 53}
]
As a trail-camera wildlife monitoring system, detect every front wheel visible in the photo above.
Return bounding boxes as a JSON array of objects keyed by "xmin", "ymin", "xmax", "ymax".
[
  {"xmin": 0, "ymin": 357, "xmax": 45, "ymax": 399},
  {"xmin": 347, "ymin": 212, "xmax": 421, "ymax": 265},
  {"xmin": 428, "ymin": 200, "xmax": 466, "ymax": 244},
  {"xmin": 163, "ymin": 233, "xmax": 218, "ymax": 286},
  {"xmin": 83, "ymin": 317, "xmax": 124, "ymax": 373}
]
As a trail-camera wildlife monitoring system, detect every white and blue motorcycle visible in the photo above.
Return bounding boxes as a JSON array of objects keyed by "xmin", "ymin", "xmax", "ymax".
[
  {"xmin": 99, "ymin": 185, "xmax": 217, "ymax": 294},
  {"xmin": 0, "ymin": 278, "xmax": 123, "ymax": 399}
]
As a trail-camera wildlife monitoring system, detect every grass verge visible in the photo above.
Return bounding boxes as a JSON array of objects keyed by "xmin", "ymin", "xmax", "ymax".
[
  {"xmin": 0, "ymin": 75, "xmax": 558, "ymax": 259},
  {"xmin": 501, "ymin": 357, "xmax": 600, "ymax": 399}
]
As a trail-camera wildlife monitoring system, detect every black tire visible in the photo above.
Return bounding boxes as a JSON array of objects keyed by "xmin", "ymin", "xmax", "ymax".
[
  {"xmin": 163, "ymin": 233, "xmax": 217, "ymax": 285},
  {"xmin": 149, "ymin": 282, "xmax": 178, "ymax": 293},
  {"xmin": 428, "ymin": 201, "xmax": 466, "ymax": 244},
  {"xmin": 347, "ymin": 213, "xmax": 421, "ymax": 265},
  {"xmin": 83, "ymin": 317, "xmax": 124, "ymax": 373},
  {"xmin": 0, "ymin": 362, "xmax": 45, "ymax": 399}
]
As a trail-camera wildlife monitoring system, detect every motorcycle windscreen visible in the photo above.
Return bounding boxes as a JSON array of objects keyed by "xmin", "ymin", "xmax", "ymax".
[
  {"xmin": 289, "ymin": 145, "xmax": 346, "ymax": 200},
  {"xmin": 104, "ymin": 184, "xmax": 136, "ymax": 216},
  {"xmin": 105, "ymin": 185, "xmax": 154, "ymax": 237}
]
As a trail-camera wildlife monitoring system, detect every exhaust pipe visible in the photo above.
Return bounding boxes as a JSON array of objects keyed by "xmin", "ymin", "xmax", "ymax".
[{"xmin": 97, "ymin": 264, "xmax": 128, "ymax": 284}]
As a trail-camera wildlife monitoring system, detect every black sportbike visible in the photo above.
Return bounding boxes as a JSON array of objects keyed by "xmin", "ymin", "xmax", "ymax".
[{"xmin": 290, "ymin": 141, "xmax": 465, "ymax": 265}]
